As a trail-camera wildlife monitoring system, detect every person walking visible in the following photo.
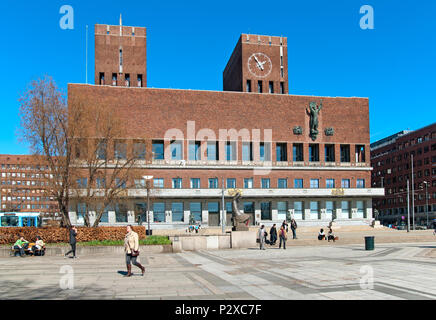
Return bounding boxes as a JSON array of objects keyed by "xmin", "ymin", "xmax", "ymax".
[
  {"xmin": 269, "ymin": 224, "xmax": 277, "ymax": 245},
  {"xmin": 124, "ymin": 225, "xmax": 145, "ymax": 277},
  {"xmin": 278, "ymin": 226, "xmax": 287, "ymax": 249},
  {"xmin": 65, "ymin": 226, "xmax": 78, "ymax": 258},
  {"xmin": 290, "ymin": 218, "xmax": 298, "ymax": 239},
  {"xmin": 258, "ymin": 225, "xmax": 266, "ymax": 250}
]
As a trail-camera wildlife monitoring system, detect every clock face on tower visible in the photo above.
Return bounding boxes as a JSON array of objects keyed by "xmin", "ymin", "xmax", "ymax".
[{"xmin": 247, "ymin": 53, "xmax": 272, "ymax": 78}]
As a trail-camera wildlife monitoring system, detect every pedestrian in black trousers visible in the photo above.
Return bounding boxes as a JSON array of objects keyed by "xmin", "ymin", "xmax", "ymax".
[
  {"xmin": 65, "ymin": 226, "xmax": 78, "ymax": 258},
  {"xmin": 290, "ymin": 218, "xmax": 298, "ymax": 239}
]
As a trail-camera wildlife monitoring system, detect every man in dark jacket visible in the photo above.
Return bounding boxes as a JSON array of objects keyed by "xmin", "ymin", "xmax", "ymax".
[
  {"xmin": 65, "ymin": 226, "xmax": 78, "ymax": 258},
  {"xmin": 290, "ymin": 219, "xmax": 298, "ymax": 239},
  {"xmin": 269, "ymin": 224, "xmax": 277, "ymax": 245}
]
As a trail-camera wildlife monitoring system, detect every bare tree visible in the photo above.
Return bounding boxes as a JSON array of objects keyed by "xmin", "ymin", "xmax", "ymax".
[
  {"xmin": 18, "ymin": 76, "xmax": 83, "ymax": 227},
  {"xmin": 69, "ymin": 94, "xmax": 149, "ymax": 227}
]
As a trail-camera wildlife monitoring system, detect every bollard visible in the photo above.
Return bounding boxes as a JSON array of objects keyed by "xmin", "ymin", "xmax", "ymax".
[{"xmin": 364, "ymin": 236, "xmax": 375, "ymax": 250}]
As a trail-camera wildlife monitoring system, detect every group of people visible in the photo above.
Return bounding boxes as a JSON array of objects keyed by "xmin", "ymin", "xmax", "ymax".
[
  {"xmin": 13, "ymin": 235, "xmax": 45, "ymax": 257},
  {"xmin": 258, "ymin": 219, "xmax": 298, "ymax": 250},
  {"xmin": 186, "ymin": 224, "xmax": 201, "ymax": 233},
  {"xmin": 318, "ymin": 228, "xmax": 337, "ymax": 242}
]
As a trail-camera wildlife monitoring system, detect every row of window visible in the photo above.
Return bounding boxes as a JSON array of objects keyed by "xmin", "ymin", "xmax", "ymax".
[
  {"xmin": 99, "ymin": 72, "xmax": 144, "ymax": 88},
  {"xmin": 1, "ymin": 196, "xmax": 52, "ymax": 202},
  {"xmin": 75, "ymin": 200, "xmax": 367, "ymax": 223},
  {"xmin": 246, "ymin": 80, "xmax": 286, "ymax": 94},
  {"xmin": 1, "ymin": 180, "xmax": 50, "ymax": 186},
  {"xmin": 1, "ymin": 172, "xmax": 52, "ymax": 178},
  {"xmin": 0, "ymin": 164, "xmax": 49, "ymax": 171},
  {"xmin": 379, "ymin": 204, "xmax": 436, "ymax": 216},
  {"xmin": 91, "ymin": 140, "xmax": 366, "ymax": 163},
  {"xmin": 0, "ymin": 204, "xmax": 53, "ymax": 210},
  {"xmin": 76, "ymin": 177, "xmax": 365, "ymax": 189}
]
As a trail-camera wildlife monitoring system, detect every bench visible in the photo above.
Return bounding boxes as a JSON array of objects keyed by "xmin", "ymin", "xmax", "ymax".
[{"xmin": 10, "ymin": 243, "xmax": 46, "ymax": 257}]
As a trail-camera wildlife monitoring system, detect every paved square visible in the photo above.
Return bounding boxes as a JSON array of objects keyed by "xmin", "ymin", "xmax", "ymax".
[{"xmin": 1, "ymin": 242, "xmax": 435, "ymax": 300}]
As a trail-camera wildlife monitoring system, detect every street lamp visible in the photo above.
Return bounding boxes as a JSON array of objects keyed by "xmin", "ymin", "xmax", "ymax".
[
  {"xmin": 422, "ymin": 181, "xmax": 429, "ymax": 228},
  {"xmin": 143, "ymin": 175, "xmax": 153, "ymax": 236}
]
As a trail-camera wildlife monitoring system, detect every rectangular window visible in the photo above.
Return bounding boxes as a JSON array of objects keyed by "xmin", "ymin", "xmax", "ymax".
[
  {"xmin": 280, "ymin": 82, "xmax": 284, "ymax": 94},
  {"xmin": 246, "ymin": 80, "xmax": 251, "ymax": 92},
  {"xmin": 170, "ymin": 141, "xmax": 183, "ymax": 160},
  {"xmin": 112, "ymin": 73, "xmax": 117, "ymax": 86},
  {"xmin": 152, "ymin": 140, "xmax": 164, "ymax": 160},
  {"xmin": 115, "ymin": 203, "xmax": 128, "ymax": 223},
  {"xmin": 356, "ymin": 200, "xmax": 365, "ymax": 218},
  {"xmin": 261, "ymin": 178, "xmax": 270, "ymax": 189},
  {"xmin": 190, "ymin": 202, "xmax": 202, "ymax": 222},
  {"xmin": 341, "ymin": 201, "xmax": 350, "ymax": 218},
  {"xmin": 115, "ymin": 178, "xmax": 126, "ymax": 189},
  {"xmin": 96, "ymin": 178, "xmax": 106, "ymax": 188},
  {"xmin": 277, "ymin": 201, "xmax": 287, "ymax": 221},
  {"xmin": 278, "ymin": 178, "xmax": 288, "ymax": 189},
  {"xmin": 294, "ymin": 201, "xmax": 303, "ymax": 220},
  {"xmin": 326, "ymin": 179, "xmax": 335, "ymax": 188},
  {"xmin": 293, "ymin": 144, "xmax": 304, "ymax": 161},
  {"xmin": 269, "ymin": 81, "xmax": 274, "ymax": 94},
  {"xmin": 355, "ymin": 145, "xmax": 365, "ymax": 162},
  {"xmin": 190, "ymin": 178, "xmax": 200, "ymax": 189},
  {"xmin": 310, "ymin": 201, "xmax": 319, "ymax": 219},
  {"xmin": 208, "ymin": 178, "xmax": 218, "ymax": 189},
  {"xmin": 242, "ymin": 142, "xmax": 253, "ymax": 161},
  {"xmin": 310, "ymin": 179, "xmax": 319, "ymax": 189},
  {"xmin": 114, "ymin": 141, "xmax": 127, "ymax": 160},
  {"xmin": 294, "ymin": 179, "xmax": 303, "ymax": 189},
  {"xmin": 226, "ymin": 178, "xmax": 236, "ymax": 189},
  {"xmin": 172, "ymin": 178, "xmax": 182, "ymax": 189},
  {"xmin": 137, "ymin": 74, "xmax": 143, "ymax": 87},
  {"xmin": 325, "ymin": 201, "xmax": 334, "ymax": 219},
  {"xmin": 341, "ymin": 179, "xmax": 350, "ymax": 188},
  {"xmin": 189, "ymin": 141, "xmax": 201, "ymax": 160},
  {"xmin": 153, "ymin": 202, "xmax": 165, "ymax": 222},
  {"xmin": 226, "ymin": 141, "xmax": 237, "ymax": 161},
  {"xmin": 97, "ymin": 141, "xmax": 107, "ymax": 160},
  {"xmin": 244, "ymin": 178, "xmax": 253, "ymax": 189},
  {"xmin": 99, "ymin": 72, "xmax": 105, "ymax": 85},
  {"xmin": 226, "ymin": 202, "xmax": 233, "ymax": 213},
  {"xmin": 172, "ymin": 202, "xmax": 184, "ymax": 222},
  {"xmin": 276, "ymin": 143, "xmax": 287, "ymax": 161},
  {"xmin": 261, "ymin": 202, "xmax": 272, "ymax": 220},
  {"xmin": 309, "ymin": 144, "xmax": 319, "ymax": 162},
  {"xmin": 76, "ymin": 178, "xmax": 87, "ymax": 188},
  {"xmin": 357, "ymin": 179, "xmax": 365, "ymax": 188},
  {"xmin": 260, "ymin": 142, "xmax": 271, "ymax": 161},
  {"xmin": 133, "ymin": 142, "xmax": 146, "ymax": 159},
  {"xmin": 340, "ymin": 145, "xmax": 350, "ymax": 162},
  {"xmin": 325, "ymin": 144, "xmax": 335, "ymax": 162},
  {"xmin": 125, "ymin": 73, "xmax": 130, "ymax": 87},
  {"xmin": 153, "ymin": 178, "xmax": 164, "ymax": 188},
  {"xmin": 208, "ymin": 202, "xmax": 219, "ymax": 216},
  {"xmin": 206, "ymin": 141, "xmax": 218, "ymax": 161},
  {"xmin": 257, "ymin": 80, "xmax": 263, "ymax": 93},
  {"xmin": 244, "ymin": 202, "xmax": 254, "ymax": 214}
]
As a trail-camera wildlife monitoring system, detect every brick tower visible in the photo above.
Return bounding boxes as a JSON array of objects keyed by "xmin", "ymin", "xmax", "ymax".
[
  {"xmin": 223, "ymin": 34, "xmax": 288, "ymax": 94},
  {"xmin": 94, "ymin": 15, "xmax": 147, "ymax": 88}
]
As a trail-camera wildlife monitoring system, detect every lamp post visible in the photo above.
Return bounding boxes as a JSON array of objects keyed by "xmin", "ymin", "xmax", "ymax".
[
  {"xmin": 411, "ymin": 154, "xmax": 415, "ymax": 230},
  {"xmin": 221, "ymin": 177, "xmax": 225, "ymax": 234},
  {"xmin": 423, "ymin": 181, "xmax": 429, "ymax": 228},
  {"xmin": 143, "ymin": 175, "xmax": 153, "ymax": 236}
]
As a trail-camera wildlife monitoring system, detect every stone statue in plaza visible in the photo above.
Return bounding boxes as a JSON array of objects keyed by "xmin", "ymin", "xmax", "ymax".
[
  {"xmin": 306, "ymin": 100, "xmax": 323, "ymax": 141},
  {"xmin": 228, "ymin": 189, "xmax": 250, "ymax": 231}
]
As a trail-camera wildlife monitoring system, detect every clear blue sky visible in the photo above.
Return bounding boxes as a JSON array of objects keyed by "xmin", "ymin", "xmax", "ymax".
[{"xmin": 1, "ymin": 0, "xmax": 435, "ymax": 154}]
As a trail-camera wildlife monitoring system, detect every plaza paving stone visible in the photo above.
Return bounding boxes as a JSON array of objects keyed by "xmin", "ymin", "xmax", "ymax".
[{"xmin": 0, "ymin": 242, "xmax": 435, "ymax": 300}]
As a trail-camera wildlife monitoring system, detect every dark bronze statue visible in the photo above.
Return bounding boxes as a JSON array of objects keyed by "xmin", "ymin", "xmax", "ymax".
[
  {"xmin": 306, "ymin": 100, "xmax": 323, "ymax": 141},
  {"xmin": 229, "ymin": 189, "xmax": 250, "ymax": 231}
]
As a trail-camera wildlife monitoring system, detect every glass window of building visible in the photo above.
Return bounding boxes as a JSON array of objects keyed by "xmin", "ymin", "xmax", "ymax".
[
  {"xmin": 309, "ymin": 144, "xmax": 319, "ymax": 162},
  {"xmin": 242, "ymin": 142, "xmax": 253, "ymax": 161},
  {"xmin": 310, "ymin": 179, "xmax": 319, "ymax": 189},
  {"xmin": 294, "ymin": 179, "xmax": 303, "ymax": 189},
  {"xmin": 188, "ymin": 141, "xmax": 201, "ymax": 160},
  {"xmin": 172, "ymin": 202, "xmax": 184, "ymax": 222},
  {"xmin": 326, "ymin": 179, "xmax": 335, "ymax": 188},
  {"xmin": 133, "ymin": 142, "xmax": 146, "ymax": 159},
  {"xmin": 293, "ymin": 201, "xmax": 303, "ymax": 220},
  {"xmin": 134, "ymin": 203, "xmax": 147, "ymax": 223},
  {"xmin": 261, "ymin": 178, "xmax": 270, "ymax": 189},
  {"xmin": 115, "ymin": 178, "xmax": 126, "ymax": 189},
  {"xmin": 355, "ymin": 145, "xmax": 366, "ymax": 163},
  {"xmin": 206, "ymin": 141, "xmax": 218, "ymax": 161},
  {"xmin": 208, "ymin": 202, "xmax": 219, "ymax": 215},
  {"xmin": 115, "ymin": 203, "xmax": 128, "ymax": 223},
  {"xmin": 153, "ymin": 202, "xmax": 165, "ymax": 222},
  {"xmin": 260, "ymin": 142, "xmax": 271, "ymax": 161},
  {"xmin": 190, "ymin": 178, "xmax": 200, "ymax": 189},
  {"xmin": 310, "ymin": 201, "xmax": 319, "ymax": 219},
  {"xmin": 97, "ymin": 141, "xmax": 107, "ymax": 160},
  {"xmin": 76, "ymin": 203, "xmax": 86, "ymax": 224},
  {"xmin": 244, "ymin": 178, "xmax": 253, "ymax": 189},
  {"xmin": 278, "ymin": 178, "xmax": 288, "ymax": 189},
  {"xmin": 277, "ymin": 201, "xmax": 287, "ymax": 221},
  {"xmin": 170, "ymin": 141, "xmax": 183, "ymax": 160},
  {"xmin": 325, "ymin": 201, "xmax": 334, "ymax": 219},
  {"xmin": 226, "ymin": 141, "xmax": 237, "ymax": 161},
  {"xmin": 341, "ymin": 201, "xmax": 350, "ymax": 218},
  {"xmin": 172, "ymin": 178, "xmax": 182, "ymax": 189},
  {"xmin": 325, "ymin": 144, "xmax": 335, "ymax": 162},
  {"xmin": 226, "ymin": 202, "xmax": 233, "ymax": 213},
  {"xmin": 261, "ymin": 202, "xmax": 272, "ymax": 220},
  {"xmin": 340, "ymin": 145, "xmax": 350, "ymax": 162},
  {"xmin": 356, "ymin": 179, "xmax": 365, "ymax": 188},
  {"xmin": 226, "ymin": 178, "xmax": 236, "ymax": 189},
  {"xmin": 293, "ymin": 144, "xmax": 304, "ymax": 161},
  {"xmin": 114, "ymin": 141, "xmax": 127, "ymax": 160},
  {"xmin": 246, "ymin": 80, "xmax": 251, "ymax": 92},
  {"xmin": 341, "ymin": 179, "xmax": 350, "ymax": 188},
  {"xmin": 208, "ymin": 178, "xmax": 218, "ymax": 189},
  {"xmin": 152, "ymin": 140, "xmax": 164, "ymax": 160},
  {"xmin": 153, "ymin": 178, "xmax": 164, "ymax": 188},
  {"xmin": 276, "ymin": 143, "xmax": 287, "ymax": 161},
  {"xmin": 356, "ymin": 200, "xmax": 365, "ymax": 218},
  {"xmin": 190, "ymin": 202, "xmax": 202, "ymax": 222},
  {"xmin": 269, "ymin": 81, "xmax": 274, "ymax": 93}
]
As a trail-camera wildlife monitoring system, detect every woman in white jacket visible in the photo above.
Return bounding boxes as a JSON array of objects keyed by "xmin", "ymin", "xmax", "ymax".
[{"xmin": 124, "ymin": 225, "xmax": 145, "ymax": 277}]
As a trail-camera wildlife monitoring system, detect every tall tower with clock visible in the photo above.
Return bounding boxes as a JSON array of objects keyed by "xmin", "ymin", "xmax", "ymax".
[{"xmin": 223, "ymin": 34, "xmax": 288, "ymax": 94}]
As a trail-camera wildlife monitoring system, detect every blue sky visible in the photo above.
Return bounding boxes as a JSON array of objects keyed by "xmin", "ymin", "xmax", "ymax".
[{"xmin": 1, "ymin": 0, "xmax": 435, "ymax": 154}]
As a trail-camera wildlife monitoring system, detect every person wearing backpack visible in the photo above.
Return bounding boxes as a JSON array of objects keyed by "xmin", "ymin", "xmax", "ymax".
[{"xmin": 290, "ymin": 218, "xmax": 298, "ymax": 240}]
